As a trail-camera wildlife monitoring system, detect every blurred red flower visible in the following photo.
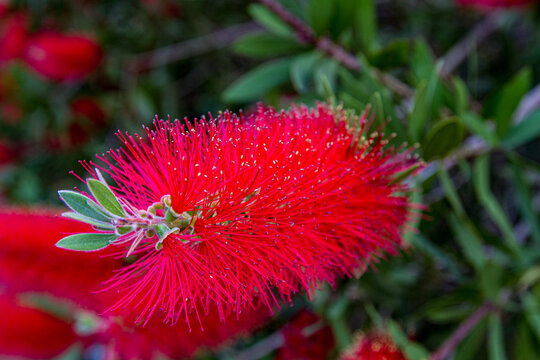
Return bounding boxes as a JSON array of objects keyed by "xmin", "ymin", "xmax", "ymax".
[
  {"xmin": 0, "ymin": 294, "xmax": 78, "ymax": 359},
  {"xmin": 0, "ymin": 12, "xmax": 26, "ymax": 63},
  {"xmin": 70, "ymin": 97, "xmax": 107, "ymax": 127},
  {"xmin": 339, "ymin": 333, "xmax": 408, "ymax": 360},
  {"xmin": 275, "ymin": 311, "xmax": 334, "ymax": 360},
  {"xmin": 22, "ymin": 31, "xmax": 102, "ymax": 81}
]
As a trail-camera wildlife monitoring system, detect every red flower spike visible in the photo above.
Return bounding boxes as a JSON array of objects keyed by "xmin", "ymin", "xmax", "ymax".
[
  {"xmin": 0, "ymin": 294, "xmax": 78, "ymax": 359},
  {"xmin": 70, "ymin": 103, "xmax": 422, "ymax": 327},
  {"xmin": 70, "ymin": 97, "xmax": 107, "ymax": 127},
  {"xmin": 22, "ymin": 31, "xmax": 102, "ymax": 81},
  {"xmin": 275, "ymin": 311, "xmax": 334, "ymax": 360},
  {"xmin": 339, "ymin": 333, "xmax": 408, "ymax": 360}
]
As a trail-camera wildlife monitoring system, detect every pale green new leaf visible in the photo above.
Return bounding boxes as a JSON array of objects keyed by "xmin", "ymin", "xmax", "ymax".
[
  {"xmin": 86, "ymin": 179, "xmax": 125, "ymax": 217},
  {"xmin": 56, "ymin": 233, "xmax": 116, "ymax": 252}
]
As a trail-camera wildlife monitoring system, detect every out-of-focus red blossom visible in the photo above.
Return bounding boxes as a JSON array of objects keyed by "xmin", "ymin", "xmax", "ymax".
[
  {"xmin": 0, "ymin": 208, "xmax": 121, "ymax": 312},
  {"xmin": 0, "ymin": 139, "xmax": 15, "ymax": 165},
  {"xmin": 275, "ymin": 311, "xmax": 334, "ymax": 360},
  {"xmin": 457, "ymin": 0, "xmax": 537, "ymax": 8},
  {"xmin": 70, "ymin": 97, "xmax": 107, "ymax": 127},
  {"xmin": 0, "ymin": 1, "xmax": 9, "ymax": 16},
  {"xmin": 0, "ymin": 208, "xmax": 272, "ymax": 360},
  {"xmin": 22, "ymin": 31, "xmax": 102, "ymax": 81},
  {"xmin": 339, "ymin": 334, "xmax": 408, "ymax": 360},
  {"xmin": 0, "ymin": 294, "xmax": 77, "ymax": 359},
  {"xmin": 75, "ymin": 103, "xmax": 423, "ymax": 327},
  {"xmin": 0, "ymin": 12, "xmax": 26, "ymax": 63},
  {"xmin": 96, "ymin": 305, "xmax": 271, "ymax": 360}
]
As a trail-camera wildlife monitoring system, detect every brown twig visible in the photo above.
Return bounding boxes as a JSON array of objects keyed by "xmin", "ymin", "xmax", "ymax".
[
  {"xmin": 258, "ymin": 0, "xmax": 413, "ymax": 98},
  {"xmin": 430, "ymin": 290, "xmax": 511, "ymax": 360},
  {"xmin": 439, "ymin": 12, "xmax": 502, "ymax": 78},
  {"xmin": 128, "ymin": 22, "xmax": 261, "ymax": 72}
]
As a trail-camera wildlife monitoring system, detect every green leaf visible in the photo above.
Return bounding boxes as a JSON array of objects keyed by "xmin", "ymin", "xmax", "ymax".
[
  {"xmin": 510, "ymin": 163, "xmax": 540, "ymax": 245},
  {"xmin": 437, "ymin": 165, "xmax": 465, "ymax": 216},
  {"xmin": 455, "ymin": 318, "xmax": 487, "ymax": 360},
  {"xmin": 495, "ymin": 67, "xmax": 532, "ymax": 138},
  {"xmin": 327, "ymin": 296, "xmax": 352, "ymax": 350},
  {"xmin": 369, "ymin": 91, "xmax": 385, "ymax": 127},
  {"xmin": 353, "ymin": 0, "xmax": 377, "ymax": 52},
  {"xmin": 411, "ymin": 39, "xmax": 436, "ymax": 85},
  {"xmin": 290, "ymin": 51, "xmax": 323, "ymax": 93},
  {"xmin": 56, "ymin": 233, "xmax": 116, "ymax": 252},
  {"xmin": 502, "ymin": 109, "xmax": 540, "ymax": 148},
  {"xmin": 474, "ymin": 156, "xmax": 522, "ymax": 261},
  {"xmin": 387, "ymin": 320, "xmax": 430, "ymax": 360},
  {"xmin": 62, "ymin": 212, "xmax": 114, "ymax": 230},
  {"xmin": 409, "ymin": 81, "xmax": 429, "ymax": 142},
  {"xmin": 368, "ymin": 40, "xmax": 410, "ymax": 70},
  {"xmin": 329, "ymin": 0, "xmax": 355, "ymax": 38},
  {"xmin": 233, "ymin": 33, "xmax": 305, "ymax": 58},
  {"xmin": 449, "ymin": 216, "xmax": 485, "ymax": 270},
  {"xmin": 86, "ymin": 179, "xmax": 125, "ymax": 218},
  {"xmin": 422, "ymin": 117, "xmax": 464, "ymax": 161},
  {"xmin": 488, "ymin": 314, "xmax": 506, "ymax": 360},
  {"xmin": 461, "ymin": 112, "xmax": 498, "ymax": 146},
  {"xmin": 58, "ymin": 190, "xmax": 111, "ymax": 223},
  {"xmin": 309, "ymin": 0, "xmax": 334, "ymax": 36},
  {"xmin": 522, "ymin": 293, "xmax": 540, "ymax": 342},
  {"xmin": 248, "ymin": 4, "xmax": 294, "ymax": 37},
  {"xmin": 453, "ymin": 77, "xmax": 469, "ymax": 115},
  {"xmin": 314, "ymin": 58, "xmax": 339, "ymax": 97},
  {"xmin": 223, "ymin": 58, "xmax": 293, "ymax": 103}
]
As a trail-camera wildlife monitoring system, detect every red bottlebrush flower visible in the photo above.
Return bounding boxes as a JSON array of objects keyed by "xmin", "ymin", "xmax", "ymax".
[
  {"xmin": 0, "ymin": 294, "xmax": 78, "ymax": 359},
  {"xmin": 70, "ymin": 97, "xmax": 107, "ymax": 127},
  {"xmin": 0, "ymin": 12, "xmax": 26, "ymax": 63},
  {"xmin": 0, "ymin": 207, "xmax": 121, "ymax": 312},
  {"xmin": 22, "ymin": 31, "xmax": 102, "ymax": 81},
  {"xmin": 63, "ymin": 103, "xmax": 422, "ymax": 327},
  {"xmin": 275, "ymin": 311, "xmax": 334, "ymax": 360},
  {"xmin": 339, "ymin": 333, "xmax": 408, "ymax": 360},
  {"xmin": 457, "ymin": 0, "xmax": 535, "ymax": 7}
]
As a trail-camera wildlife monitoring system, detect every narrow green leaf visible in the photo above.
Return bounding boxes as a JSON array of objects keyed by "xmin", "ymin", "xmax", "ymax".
[
  {"xmin": 369, "ymin": 91, "xmax": 385, "ymax": 127},
  {"xmin": 309, "ymin": 0, "xmax": 334, "ymax": 36},
  {"xmin": 368, "ymin": 39, "xmax": 410, "ymax": 70},
  {"xmin": 422, "ymin": 117, "xmax": 464, "ymax": 161},
  {"xmin": 387, "ymin": 320, "xmax": 430, "ymax": 360},
  {"xmin": 449, "ymin": 215, "xmax": 485, "ymax": 270},
  {"xmin": 409, "ymin": 81, "xmax": 428, "ymax": 142},
  {"xmin": 488, "ymin": 314, "xmax": 506, "ymax": 360},
  {"xmin": 502, "ymin": 109, "xmax": 540, "ymax": 149},
  {"xmin": 327, "ymin": 297, "xmax": 352, "ymax": 350},
  {"xmin": 437, "ymin": 165, "xmax": 465, "ymax": 216},
  {"xmin": 495, "ymin": 67, "xmax": 532, "ymax": 138},
  {"xmin": 62, "ymin": 212, "xmax": 114, "ymax": 230},
  {"xmin": 86, "ymin": 179, "xmax": 125, "ymax": 217},
  {"xmin": 453, "ymin": 77, "xmax": 469, "ymax": 115},
  {"xmin": 248, "ymin": 4, "xmax": 294, "ymax": 37},
  {"xmin": 314, "ymin": 58, "xmax": 339, "ymax": 97},
  {"xmin": 56, "ymin": 233, "xmax": 116, "ymax": 252},
  {"xmin": 522, "ymin": 293, "xmax": 540, "ymax": 342},
  {"xmin": 290, "ymin": 51, "xmax": 322, "ymax": 93},
  {"xmin": 455, "ymin": 318, "xmax": 487, "ymax": 360},
  {"xmin": 509, "ymin": 163, "xmax": 540, "ymax": 245},
  {"xmin": 223, "ymin": 58, "xmax": 293, "ymax": 103},
  {"xmin": 233, "ymin": 33, "xmax": 305, "ymax": 58},
  {"xmin": 461, "ymin": 112, "xmax": 498, "ymax": 146},
  {"xmin": 354, "ymin": 0, "xmax": 377, "ymax": 52},
  {"xmin": 58, "ymin": 190, "xmax": 111, "ymax": 222},
  {"xmin": 473, "ymin": 156, "xmax": 522, "ymax": 261}
]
